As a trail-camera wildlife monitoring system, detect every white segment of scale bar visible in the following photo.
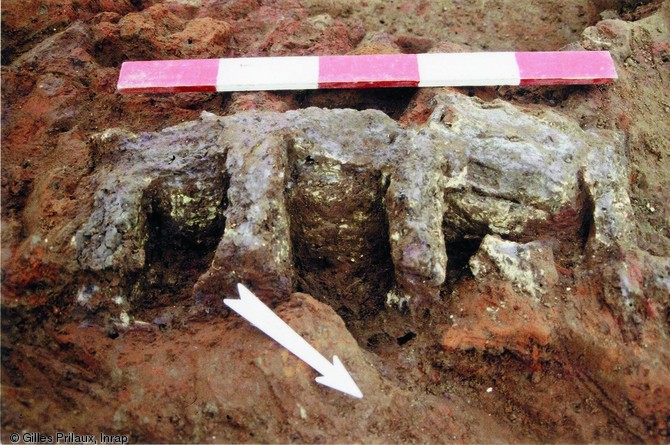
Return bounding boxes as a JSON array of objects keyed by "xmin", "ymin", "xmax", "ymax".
[
  {"xmin": 417, "ymin": 52, "xmax": 521, "ymax": 87},
  {"xmin": 216, "ymin": 56, "xmax": 320, "ymax": 92}
]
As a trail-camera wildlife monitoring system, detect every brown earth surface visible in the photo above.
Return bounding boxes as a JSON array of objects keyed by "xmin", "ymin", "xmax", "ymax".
[{"xmin": 2, "ymin": 0, "xmax": 670, "ymax": 443}]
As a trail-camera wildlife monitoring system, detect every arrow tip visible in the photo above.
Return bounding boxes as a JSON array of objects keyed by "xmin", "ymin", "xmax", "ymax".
[
  {"xmin": 235, "ymin": 283, "xmax": 256, "ymax": 300},
  {"xmin": 315, "ymin": 355, "xmax": 363, "ymax": 399}
]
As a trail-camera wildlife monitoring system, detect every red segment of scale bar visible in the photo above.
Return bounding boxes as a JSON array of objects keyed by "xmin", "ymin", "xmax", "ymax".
[
  {"xmin": 118, "ymin": 58, "xmax": 219, "ymax": 94},
  {"xmin": 515, "ymin": 51, "xmax": 618, "ymax": 85},
  {"xmin": 318, "ymin": 54, "xmax": 420, "ymax": 88}
]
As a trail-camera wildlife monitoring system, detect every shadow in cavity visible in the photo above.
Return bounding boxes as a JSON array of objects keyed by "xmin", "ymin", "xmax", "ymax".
[
  {"xmin": 134, "ymin": 173, "xmax": 228, "ymax": 310},
  {"xmin": 444, "ymin": 236, "xmax": 484, "ymax": 284},
  {"xmin": 296, "ymin": 87, "xmax": 418, "ymax": 120},
  {"xmin": 396, "ymin": 331, "xmax": 417, "ymax": 345},
  {"xmin": 286, "ymin": 156, "xmax": 395, "ymax": 325}
]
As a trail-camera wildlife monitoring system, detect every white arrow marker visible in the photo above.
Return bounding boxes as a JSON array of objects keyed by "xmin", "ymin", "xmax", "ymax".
[{"xmin": 224, "ymin": 283, "xmax": 363, "ymax": 399}]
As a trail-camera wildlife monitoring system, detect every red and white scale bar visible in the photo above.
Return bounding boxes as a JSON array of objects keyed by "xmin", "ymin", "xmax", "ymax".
[{"xmin": 118, "ymin": 51, "xmax": 617, "ymax": 93}]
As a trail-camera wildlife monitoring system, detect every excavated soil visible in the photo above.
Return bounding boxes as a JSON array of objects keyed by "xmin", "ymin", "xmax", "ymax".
[{"xmin": 2, "ymin": 0, "xmax": 670, "ymax": 443}]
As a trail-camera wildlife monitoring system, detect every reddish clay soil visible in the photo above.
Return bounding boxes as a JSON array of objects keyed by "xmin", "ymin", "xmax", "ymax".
[{"xmin": 2, "ymin": 0, "xmax": 670, "ymax": 444}]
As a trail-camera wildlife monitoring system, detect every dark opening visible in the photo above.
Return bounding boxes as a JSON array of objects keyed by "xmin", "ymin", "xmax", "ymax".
[{"xmin": 396, "ymin": 331, "xmax": 417, "ymax": 345}]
